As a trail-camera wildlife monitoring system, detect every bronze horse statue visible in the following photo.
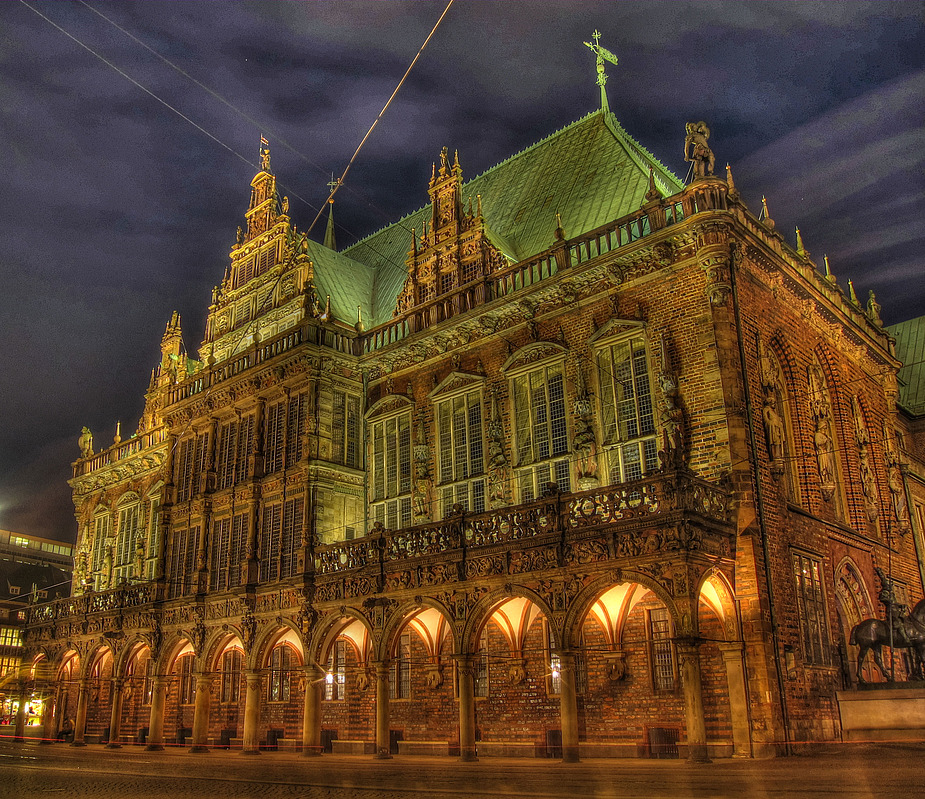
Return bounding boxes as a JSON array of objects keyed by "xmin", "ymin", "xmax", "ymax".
[{"xmin": 850, "ymin": 598, "xmax": 925, "ymax": 682}]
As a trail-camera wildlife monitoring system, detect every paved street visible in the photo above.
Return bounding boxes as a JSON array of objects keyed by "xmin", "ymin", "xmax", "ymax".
[{"xmin": 2, "ymin": 738, "xmax": 924, "ymax": 798}]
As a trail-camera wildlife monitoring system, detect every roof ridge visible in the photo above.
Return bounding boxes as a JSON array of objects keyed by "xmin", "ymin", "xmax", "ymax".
[{"xmin": 603, "ymin": 111, "xmax": 684, "ymax": 193}]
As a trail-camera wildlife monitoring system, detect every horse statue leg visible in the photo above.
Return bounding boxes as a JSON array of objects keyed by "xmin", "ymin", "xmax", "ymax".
[{"xmin": 870, "ymin": 643, "xmax": 893, "ymax": 682}]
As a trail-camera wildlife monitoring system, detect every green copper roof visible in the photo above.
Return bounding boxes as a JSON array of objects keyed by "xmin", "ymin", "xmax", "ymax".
[
  {"xmin": 342, "ymin": 109, "xmax": 683, "ymax": 326},
  {"xmin": 888, "ymin": 315, "xmax": 925, "ymax": 416},
  {"xmin": 306, "ymin": 238, "xmax": 375, "ymax": 327}
]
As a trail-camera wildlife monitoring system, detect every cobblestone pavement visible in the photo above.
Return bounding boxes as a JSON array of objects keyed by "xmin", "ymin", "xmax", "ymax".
[{"xmin": 2, "ymin": 739, "xmax": 924, "ymax": 798}]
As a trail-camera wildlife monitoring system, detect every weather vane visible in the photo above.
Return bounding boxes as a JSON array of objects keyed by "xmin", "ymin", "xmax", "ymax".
[{"xmin": 583, "ymin": 30, "xmax": 618, "ymax": 112}]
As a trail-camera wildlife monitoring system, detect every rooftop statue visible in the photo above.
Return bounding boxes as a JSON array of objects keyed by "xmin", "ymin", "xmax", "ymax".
[{"xmin": 684, "ymin": 121, "xmax": 715, "ymax": 179}]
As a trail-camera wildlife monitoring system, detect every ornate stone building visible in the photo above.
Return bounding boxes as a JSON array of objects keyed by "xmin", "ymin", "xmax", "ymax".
[{"xmin": 20, "ymin": 81, "xmax": 924, "ymax": 760}]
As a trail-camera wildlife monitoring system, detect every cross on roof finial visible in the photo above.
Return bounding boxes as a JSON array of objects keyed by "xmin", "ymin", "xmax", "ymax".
[{"xmin": 583, "ymin": 31, "xmax": 618, "ymax": 113}]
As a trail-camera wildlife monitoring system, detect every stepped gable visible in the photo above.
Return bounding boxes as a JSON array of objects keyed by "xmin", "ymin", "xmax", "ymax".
[{"xmin": 344, "ymin": 109, "xmax": 683, "ymax": 326}]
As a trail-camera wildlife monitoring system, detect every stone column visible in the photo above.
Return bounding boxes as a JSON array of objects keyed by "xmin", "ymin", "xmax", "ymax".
[
  {"xmin": 456, "ymin": 655, "xmax": 478, "ymax": 762},
  {"xmin": 12, "ymin": 682, "xmax": 27, "ymax": 742},
  {"xmin": 241, "ymin": 670, "xmax": 261, "ymax": 755},
  {"xmin": 555, "ymin": 651, "xmax": 580, "ymax": 762},
  {"xmin": 72, "ymin": 680, "xmax": 90, "ymax": 746},
  {"xmin": 719, "ymin": 642, "xmax": 752, "ymax": 758},
  {"xmin": 189, "ymin": 673, "xmax": 212, "ymax": 752},
  {"xmin": 146, "ymin": 676, "xmax": 168, "ymax": 751},
  {"xmin": 374, "ymin": 660, "xmax": 391, "ymax": 759},
  {"xmin": 40, "ymin": 690, "xmax": 57, "ymax": 744},
  {"xmin": 105, "ymin": 677, "xmax": 124, "ymax": 748},
  {"xmin": 301, "ymin": 664, "xmax": 324, "ymax": 756},
  {"xmin": 676, "ymin": 639, "xmax": 710, "ymax": 763}
]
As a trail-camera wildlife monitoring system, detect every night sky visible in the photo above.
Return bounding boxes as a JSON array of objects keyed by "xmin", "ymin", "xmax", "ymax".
[{"xmin": 2, "ymin": 1, "xmax": 923, "ymax": 543}]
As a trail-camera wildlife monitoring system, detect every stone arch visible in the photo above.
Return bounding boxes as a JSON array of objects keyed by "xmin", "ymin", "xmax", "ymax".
[
  {"xmin": 375, "ymin": 597, "xmax": 457, "ymax": 663},
  {"xmin": 834, "ymin": 557, "xmax": 876, "ymax": 683},
  {"xmin": 561, "ymin": 570, "xmax": 680, "ymax": 649},
  {"xmin": 57, "ymin": 649, "xmax": 80, "ymax": 682},
  {"xmin": 250, "ymin": 622, "xmax": 305, "ymax": 671},
  {"xmin": 202, "ymin": 627, "xmax": 246, "ymax": 673},
  {"xmin": 80, "ymin": 642, "xmax": 114, "ymax": 682},
  {"xmin": 462, "ymin": 584, "xmax": 556, "ymax": 655},
  {"xmin": 310, "ymin": 608, "xmax": 374, "ymax": 668},
  {"xmin": 695, "ymin": 567, "xmax": 740, "ymax": 641},
  {"xmin": 156, "ymin": 634, "xmax": 195, "ymax": 674},
  {"xmin": 112, "ymin": 636, "xmax": 151, "ymax": 679}
]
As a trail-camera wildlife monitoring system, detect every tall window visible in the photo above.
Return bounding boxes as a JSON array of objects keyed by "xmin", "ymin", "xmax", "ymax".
[
  {"xmin": 220, "ymin": 649, "xmax": 243, "ymax": 703},
  {"xmin": 177, "ymin": 654, "xmax": 195, "ymax": 705},
  {"xmin": 437, "ymin": 390, "xmax": 486, "ymax": 517},
  {"xmin": 597, "ymin": 337, "xmax": 657, "ymax": 483},
  {"xmin": 210, "ymin": 513, "xmax": 247, "ymax": 591},
  {"xmin": 268, "ymin": 645, "xmax": 293, "ymax": 702},
  {"xmin": 114, "ymin": 500, "xmax": 140, "ymax": 583},
  {"xmin": 91, "ymin": 511, "xmax": 110, "ymax": 590},
  {"xmin": 793, "ymin": 553, "xmax": 830, "ymax": 666},
  {"xmin": 167, "ymin": 526, "xmax": 200, "ymax": 598},
  {"xmin": 512, "ymin": 362, "xmax": 570, "ymax": 501},
  {"xmin": 390, "ymin": 632, "xmax": 412, "ymax": 699},
  {"xmin": 175, "ymin": 434, "xmax": 208, "ymax": 503},
  {"xmin": 236, "ymin": 414, "xmax": 256, "ymax": 483},
  {"xmin": 648, "ymin": 607, "xmax": 676, "ymax": 691},
  {"xmin": 370, "ymin": 412, "xmax": 412, "ymax": 529},
  {"xmin": 216, "ymin": 419, "xmax": 239, "ymax": 489},
  {"xmin": 264, "ymin": 393, "xmax": 308, "ymax": 475},
  {"xmin": 146, "ymin": 496, "xmax": 161, "ymax": 581},
  {"xmin": 332, "ymin": 390, "xmax": 361, "ymax": 469},
  {"xmin": 324, "ymin": 640, "xmax": 347, "ymax": 701},
  {"xmin": 257, "ymin": 497, "xmax": 304, "ymax": 582}
]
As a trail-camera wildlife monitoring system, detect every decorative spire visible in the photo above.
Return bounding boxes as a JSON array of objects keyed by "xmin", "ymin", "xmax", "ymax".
[
  {"xmin": 795, "ymin": 227, "xmax": 808, "ymax": 258},
  {"xmin": 113, "ymin": 421, "xmax": 122, "ymax": 446},
  {"xmin": 823, "ymin": 254, "xmax": 835, "ymax": 283},
  {"xmin": 356, "ymin": 305, "xmax": 365, "ymax": 333},
  {"xmin": 848, "ymin": 279, "xmax": 859, "ymax": 305},
  {"xmin": 324, "ymin": 201, "xmax": 336, "ymax": 251},
  {"xmin": 760, "ymin": 196, "xmax": 775, "ymax": 230},
  {"xmin": 584, "ymin": 30, "xmax": 618, "ymax": 113},
  {"xmin": 554, "ymin": 212, "xmax": 566, "ymax": 242}
]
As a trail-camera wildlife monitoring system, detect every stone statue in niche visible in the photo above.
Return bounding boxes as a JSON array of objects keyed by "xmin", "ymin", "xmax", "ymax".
[
  {"xmin": 572, "ymin": 366, "xmax": 599, "ymax": 488},
  {"xmin": 657, "ymin": 337, "xmax": 684, "ymax": 467},
  {"xmin": 486, "ymin": 391, "xmax": 510, "ymax": 509},
  {"xmin": 883, "ymin": 421, "xmax": 910, "ymax": 534},
  {"xmin": 851, "ymin": 396, "xmax": 879, "ymax": 522},
  {"xmin": 684, "ymin": 121, "xmax": 715, "ymax": 179},
  {"xmin": 412, "ymin": 419, "xmax": 432, "ymax": 522},
  {"xmin": 808, "ymin": 364, "xmax": 838, "ymax": 501},
  {"xmin": 757, "ymin": 336, "xmax": 786, "ymax": 475}
]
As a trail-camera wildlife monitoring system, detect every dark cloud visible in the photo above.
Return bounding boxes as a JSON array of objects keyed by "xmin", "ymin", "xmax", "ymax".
[{"xmin": 1, "ymin": 0, "xmax": 923, "ymax": 541}]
